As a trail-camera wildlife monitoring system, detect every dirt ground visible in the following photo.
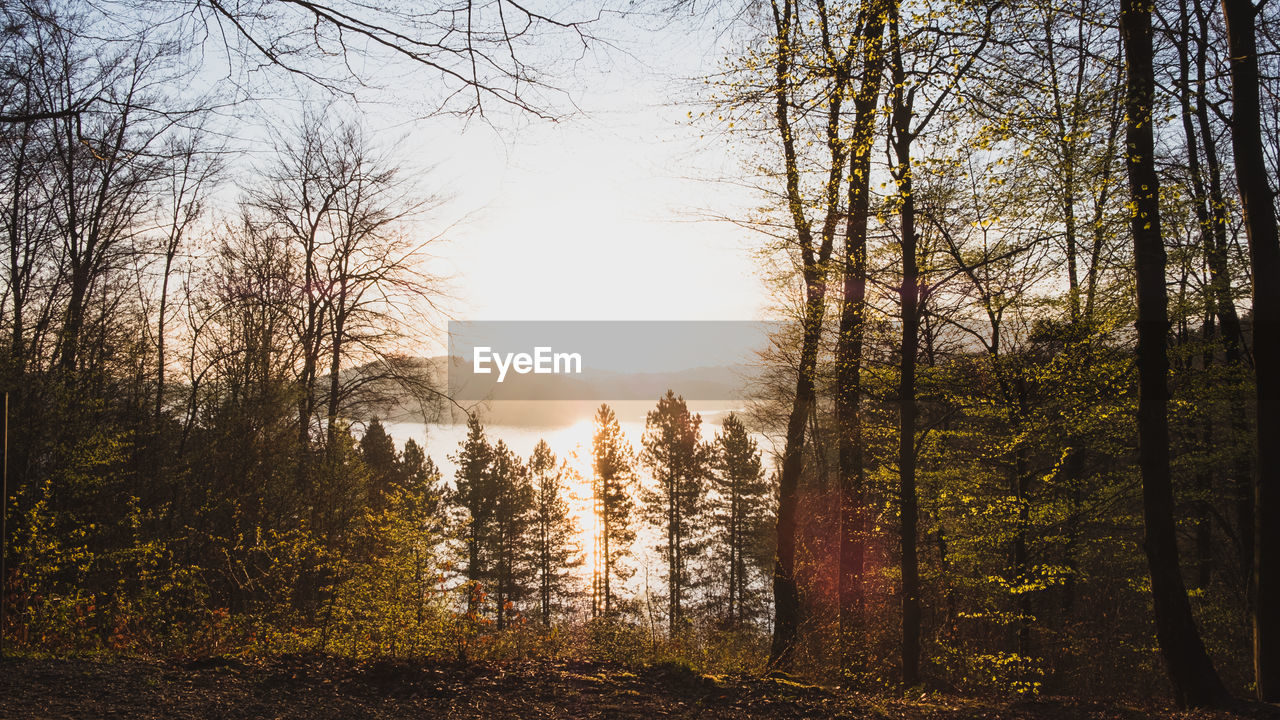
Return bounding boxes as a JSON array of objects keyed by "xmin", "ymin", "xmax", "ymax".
[{"xmin": 2, "ymin": 655, "xmax": 1277, "ymax": 719}]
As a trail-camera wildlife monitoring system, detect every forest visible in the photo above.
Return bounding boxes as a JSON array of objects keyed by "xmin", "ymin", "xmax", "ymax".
[{"xmin": 0, "ymin": 0, "xmax": 1279, "ymax": 716}]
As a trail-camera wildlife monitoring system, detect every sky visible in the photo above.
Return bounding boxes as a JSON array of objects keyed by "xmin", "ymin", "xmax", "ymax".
[
  {"xmin": 173, "ymin": 3, "xmax": 771, "ymax": 359},
  {"xmin": 381, "ymin": 11, "xmax": 771, "ymax": 355}
]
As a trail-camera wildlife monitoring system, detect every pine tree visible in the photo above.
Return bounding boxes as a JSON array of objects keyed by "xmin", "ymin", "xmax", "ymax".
[
  {"xmin": 529, "ymin": 440, "xmax": 582, "ymax": 626},
  {"xmin": 709, "ymin": 413, "xmax": 771, "ymax": 627},
  {"xmin": 398, "ymin": 439, "xmax": 442, "ymax": 519},
  {"xmin": 360, "ymin": 418, "xmax": 399, "ymax": 511},
  {"xmin": 592, "ymin": 404, "xmax": 636, "ymax": 618},
  {"xmin": 396, "ymin": 441, "xmax": 444, "ymax": 631},
  {"xmin": 640, "ymin": 390, "xmax": 711, "ymax": 635},
  {"xmin": 488, "ymin": 440, "xmax": 534, "ymax": 630},
  {"xmin": 450, "ymin": 416, "xmax": 497, "ymax": 616}
]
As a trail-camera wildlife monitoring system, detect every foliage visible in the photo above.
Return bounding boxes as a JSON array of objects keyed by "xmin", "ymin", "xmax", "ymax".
[{"xmin": 639, "ymin": 391, "xmax": 712, "ymax": 633}]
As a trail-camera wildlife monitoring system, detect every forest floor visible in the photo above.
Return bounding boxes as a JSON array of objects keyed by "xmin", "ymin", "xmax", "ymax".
[{"xmin": 1, "ymin": 654, "xmax": 1278, "ymax": 719}]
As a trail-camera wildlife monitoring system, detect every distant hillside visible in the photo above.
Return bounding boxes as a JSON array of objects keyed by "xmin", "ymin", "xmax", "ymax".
[{"xmin": 347, "ymin": 356, "xmax": 759, "ymax": 428}]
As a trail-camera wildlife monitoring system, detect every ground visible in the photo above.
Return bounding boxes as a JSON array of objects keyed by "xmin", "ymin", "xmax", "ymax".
[{"xmin": 2, "ymin": 655, "xmax": 1278, "ymax": 719}]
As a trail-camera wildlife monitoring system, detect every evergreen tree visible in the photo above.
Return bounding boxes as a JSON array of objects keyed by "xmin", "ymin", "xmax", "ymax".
[
  {"xmin": 529, "ymin": 440, "xmax": 582, "ymax": 626},
  {"xmin": 450, "ymin": 416, "xmax": 497, "ymax": 615},
  {"xmin": 399, "ymin": 439, "xmax": 442, "ymax": 519},
  {"xmin": 709, "ymin": 413, "xmax": 771, "ymax": 627},
  {"xmin": 640, "ymin": 390, "xmax": 711, "ymax": 635},
  {"xmin": 487, "ymin": 440, "xmax": 534, "ymax": 630},
  {"xmin": 360, "ymin": 418, "xmax": 399, "ymax": 511},
  {"xmin": 591, "ymin": 404, "xmax": 636, "ymax": 618},
  {"xmin": 397, "ymin": 441, "xmax": 444, "ymax": 631}
]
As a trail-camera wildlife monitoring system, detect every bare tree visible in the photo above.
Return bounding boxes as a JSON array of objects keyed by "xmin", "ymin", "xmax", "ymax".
[
  {"xmin": 47, "ymin": 41, "xmax": 173, "ymax": 375},
  {"xmin": 154, "ymin": 129, "xmax": 222, "ymax": 424},
  {"xmin": 246, "ymin": 115, "xmax": 441, "ymax": 470},
  {"xmin": 1, "ymin": 0, "xmax": 606, "ymax": 122}
]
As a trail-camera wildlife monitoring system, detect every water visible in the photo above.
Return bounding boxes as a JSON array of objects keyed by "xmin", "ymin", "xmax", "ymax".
[{"xmin": 380, "ymin": 405, "xmax": 776, "ymax": 607}]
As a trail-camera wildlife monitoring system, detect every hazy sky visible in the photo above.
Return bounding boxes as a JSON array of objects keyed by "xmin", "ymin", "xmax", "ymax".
[{"xmin": 394, "ymin": 13, "xmax": 769, "ymax": 353}]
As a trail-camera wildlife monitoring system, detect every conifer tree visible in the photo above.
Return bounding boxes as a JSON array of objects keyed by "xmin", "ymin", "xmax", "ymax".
[
  {"xmin": 529, "ymin": 440, "xmax": 581, "ymax": 626},
  {"xmin": 488, "ymin": 440, "xmax": 534, "ymax": 630},
  {"xmin": 399, "ymin": 439, "xmax": 442, "ymax": 519},
  {"xmin": 591, "ymin": 404, "xmax": 636, "ymax": 618},
  {"xmin": 450, "ymin": 416, "xmax": 497, "ymax": 615},
  {"xmin": 360, "ymin": 418, "xmax": 399, "ymax": 511},
  {"xmin": 709, "ymin": 413, "xmax": 771, "ymax": 627},
  {"xmin": 396, "ymin": 441, "xmax": 444, "ymax": 629},
  {"xmin": 640, "ymin": 390, "xmax": 711, "ymax": 635}
]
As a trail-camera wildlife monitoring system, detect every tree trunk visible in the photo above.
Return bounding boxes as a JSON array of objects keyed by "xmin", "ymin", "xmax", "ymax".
[
  {"xmin": 156, "ymin": 242, "xmax": 178, "ymax": 424},
  {"xmin": 1221, "ymin": 0, "xmax": 1280, "ymax": 700},
  {"xmin": 1174, "ymin": 0, "xmax": 1217, "ymax": 590},
  {"xmin": 468, "ymin": 525, "xmax": 481, "ymax": 617},
  {"xmin": 771, "ymin": 284, "xmax": 825, "ymax": 665},
  {"xmin": 889, "ymin": 6, "xmax": 922, "ymax": 687},
  {"xmin": 7, "ymin": 114, "xmax": 31, "ymax": 367},
  {"xmin": 1121, "ymin": 0, "xmax": 1229, "ymax": 705},
  {"xmin": 836, "ymin": 0, "xmax": 886, "ymax": 679},
  {"xmin": 1189, "ymin": 0, "xmax": 1254, "ymax": 584},
  {"xmin": 732, "ymin": 486, "xmax": 742, "ymax": 622},
  {"xmin": 604, "ymin": 495, "xmax": 613, "ymax": 617},
  {"xmin": 326, "ymin": 317, "xmax": 344, "ymax": 448},
  {"xmin": 669, "ymin": 487, "xmax": 678, "ymax": 636},
  {"xmin": 767, "ymin": 0, "xmax": 845, "ymax": 666}
]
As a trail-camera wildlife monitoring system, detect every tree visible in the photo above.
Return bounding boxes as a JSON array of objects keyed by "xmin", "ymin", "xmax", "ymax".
[
  {"xmin": 399, "ymin": 439, "xmax": 443, "ymax": 521},
  {"xmin": 640, "ymin": 390, "xmax": 711, "ymax": 636},
  {"xmin": 450, "ymin": 415, "xmax": 496, "ymax": 616},
  {"xmin": 397, "ymin": 439, "xmax": 445, "ymax": 631},
  {"xmin": 529, "ymin": 440, "xmax": 581, "ymax": 627},
  {"xmin": 748, "ymin": 0, "xmax": 858, "ymax": 666},
  {"xmin": 920, "ymin": 135, "xmax": 1048, "ymax": 663},
  {"xmin": 835, "ymin": 0, "xmax": 888, "ymax": 677},
  {"xmin": 153, "ymin": 129, "xmax": 222, "ymax": 426},
  {"xmin": 47, "ymin": 41, "xmax": 170, "ymax": 376},
  {"xmin": 1160, "ymin": 0, "xmax": 1252, "ymax": 588},
  {"xmin": 887, "ymin": 7, "xmax": 924, "ymax": 680},
  {"xmin": 187, "ymin": 211, "xmax": 305, "ymax": 559},
  {"xmin": 246, "ymin": 116, "xmax": 438, "ymax": 467},
  {"xmin": 591, "ymin": 403, "xmax": 635, "ymax": 618},
  {"xmin": 1220, "ymin": 0, "xmax": 1280, "ymax": 698},
  {"xmin": 487, "ymin": 440, "xmax": 533, "ymax": 630},
  {"xmin": 884, "ymin": 0, "xmax": 995, "ymax": 683},
  {"xmin": 1119, "ymin": 0, "xmax": 1228, "ymax": 704},
  {"xmin": 400, "ymin": 438, "xmax": 430, "ymax": 481},
  {"xmin": 447, "ymin": 423, "xmax": 535, "ymax": 629},
  {"xmin": 709, "ymin": 413, "xmax": 771, "ymax": 627},
  {"xmin": 360, "ymin": 418, "xmax": 399, "ymax": 511}
]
